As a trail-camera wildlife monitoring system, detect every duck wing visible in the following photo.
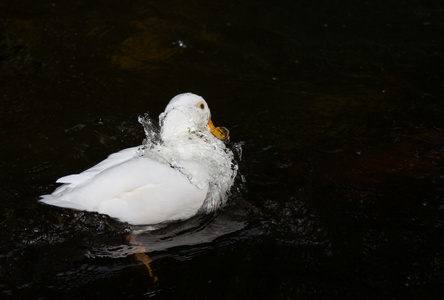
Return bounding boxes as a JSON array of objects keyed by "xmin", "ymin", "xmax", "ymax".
[
  {"xmin": 40, "ymin": 150, "xmax": 209, "ymax": 225},
  {"xmin": 56, "ymin": 147, "xmax": 139, "ymax": 186}
]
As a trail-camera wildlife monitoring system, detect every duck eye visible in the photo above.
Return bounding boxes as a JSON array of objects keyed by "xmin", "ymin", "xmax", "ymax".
[{"xmin": 199, "ymin": 103, "xmax": 205, "ymax": 110}]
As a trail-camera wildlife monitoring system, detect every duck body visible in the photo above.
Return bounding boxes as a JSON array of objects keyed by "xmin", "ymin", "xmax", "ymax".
[{"xmin": 40, "ymin": 93, "xmax": 237, "ymax": 225}]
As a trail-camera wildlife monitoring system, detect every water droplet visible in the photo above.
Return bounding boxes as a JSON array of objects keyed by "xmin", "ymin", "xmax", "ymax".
[{"xmin": 172, "ymin": 40, "xmax": 187, "ymax": 48}]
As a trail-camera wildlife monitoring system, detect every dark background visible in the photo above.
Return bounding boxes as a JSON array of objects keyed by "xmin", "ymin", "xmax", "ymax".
[{"xmin": 1, "ymin": 0, "xmax": 443, "ymax": 298}]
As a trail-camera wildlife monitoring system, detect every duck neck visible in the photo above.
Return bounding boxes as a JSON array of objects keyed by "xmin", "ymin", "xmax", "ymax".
[{"xmin": 159, "ymin": 109, "xmax": 200, "ymax": 143}]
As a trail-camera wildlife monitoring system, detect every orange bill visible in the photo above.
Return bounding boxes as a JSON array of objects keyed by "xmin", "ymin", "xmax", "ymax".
[{"xmin": 208, "ymin": 118, "xmax": 230, "ymax": 143}]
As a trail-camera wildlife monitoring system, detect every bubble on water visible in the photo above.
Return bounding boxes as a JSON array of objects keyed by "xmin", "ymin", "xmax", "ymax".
[{"xmin": 172, "ymin": 40, "xmax": 187, "ymax": 48}]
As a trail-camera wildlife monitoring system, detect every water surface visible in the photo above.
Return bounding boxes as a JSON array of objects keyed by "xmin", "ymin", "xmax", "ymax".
[{"xmin": 1, "ymin": 0, "xmax": 444, "ymax": 298}]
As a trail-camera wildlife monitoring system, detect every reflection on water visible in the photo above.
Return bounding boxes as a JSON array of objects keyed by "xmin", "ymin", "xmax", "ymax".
[
  {"xmin": 1, "ymin": 0, "xmax": 444, "ymax": 298},
  {"xmin": 88, "ymin": 209, "xmax": 247, "ymax": 258}
]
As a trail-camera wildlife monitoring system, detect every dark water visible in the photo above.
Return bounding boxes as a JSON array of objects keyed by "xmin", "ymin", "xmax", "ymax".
[{"xmin": 1, "ymin": 0, "xmax": 444, "ymax": 298}]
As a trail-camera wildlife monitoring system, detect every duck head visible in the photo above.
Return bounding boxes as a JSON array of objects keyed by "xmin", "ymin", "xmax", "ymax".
[{"xmin": 160, "ymin": 93, "xmax": 230, "ymax": 143}]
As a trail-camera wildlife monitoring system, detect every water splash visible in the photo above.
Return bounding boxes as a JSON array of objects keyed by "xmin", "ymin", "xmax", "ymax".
[
  {"xmin": 136, "ymin": 111, "xmax": 243, "ymax": 214},
  {"xmin": 137, "ymin": 113, "xmax": 160, "ymax": 148},
  {"xmin": 232, "ymin": 141, "xmax": 244, "ymax": 161}
]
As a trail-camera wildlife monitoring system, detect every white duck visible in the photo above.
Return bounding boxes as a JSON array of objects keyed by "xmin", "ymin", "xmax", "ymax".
[{"xmin": 40, "ymin": 93, "xmax": 237, "ymax": 225}]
